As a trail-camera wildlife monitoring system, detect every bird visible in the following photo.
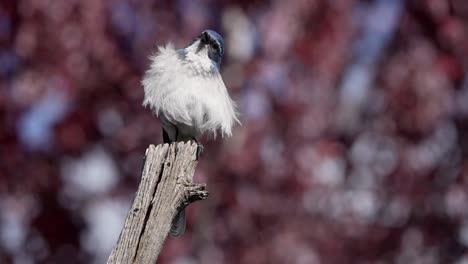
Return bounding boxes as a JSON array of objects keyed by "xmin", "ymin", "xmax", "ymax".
[{"xmin": 141, "ymin": 30, "xmax": 239, "ymax": 237}]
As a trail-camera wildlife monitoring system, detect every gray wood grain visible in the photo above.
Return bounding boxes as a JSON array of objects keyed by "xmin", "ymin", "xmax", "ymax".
[{"xmin": 107, "ymin": 142, "xmax": 208, "ymax": 264}]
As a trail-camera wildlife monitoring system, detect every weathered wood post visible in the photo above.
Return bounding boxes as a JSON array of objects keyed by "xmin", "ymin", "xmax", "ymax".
[{"xmin": 107, "ymin": 142, "xmax": 208, "ymax": 263}]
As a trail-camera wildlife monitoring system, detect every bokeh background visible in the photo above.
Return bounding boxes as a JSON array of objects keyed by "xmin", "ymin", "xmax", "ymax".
[{"xmin": 2, "ymin": 0, "xmax": 468, "ymax": 263}]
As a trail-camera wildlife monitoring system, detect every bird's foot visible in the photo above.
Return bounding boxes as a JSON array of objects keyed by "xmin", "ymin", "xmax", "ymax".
[
  {"xmin": 196, "ymin": 143, "xmax": 204, "ymax": 160},
  {"xmin": 192, "ymin": 140, "xmax": 203, "ymax": 160},
  {"xmin": 191, "ymin": 138, "xmax": 204, "ymax": 160}
]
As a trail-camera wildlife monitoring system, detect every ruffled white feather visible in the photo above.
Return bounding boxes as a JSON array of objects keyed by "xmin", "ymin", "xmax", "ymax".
[{"xmin": 142, "ymin": 43, "xmax": 239, "ymax": 140}]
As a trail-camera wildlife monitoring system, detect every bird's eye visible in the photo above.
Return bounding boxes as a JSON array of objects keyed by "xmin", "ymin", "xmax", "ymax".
[{"xmin": 212, "ymin": 42, "xmax": 220, "ymax": 53}]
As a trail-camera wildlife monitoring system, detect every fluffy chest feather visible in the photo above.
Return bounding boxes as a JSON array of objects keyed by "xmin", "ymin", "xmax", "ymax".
[
  {"xmin": 180, "ymin": 49, "xmax": 217, "ymax": 78},
  {"xmin": 142, "ymin": 44, "xmax": 239, "ymax": 138}
]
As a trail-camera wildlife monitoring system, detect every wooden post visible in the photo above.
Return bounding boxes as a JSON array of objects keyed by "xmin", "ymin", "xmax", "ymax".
[{"xmin": 107, "ymin": 142, "xmax": 208, "ymax": 264}]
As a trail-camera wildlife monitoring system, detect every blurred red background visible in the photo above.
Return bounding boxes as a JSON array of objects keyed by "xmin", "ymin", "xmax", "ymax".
[{"xmin": 1, "ymin": 0, "xmax": 468, "ymax": 263}]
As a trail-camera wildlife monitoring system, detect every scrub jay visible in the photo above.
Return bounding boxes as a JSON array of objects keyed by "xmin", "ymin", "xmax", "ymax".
[{"xmin": 142, "ymin": 30, "xmax": 239, "ymax": 236}]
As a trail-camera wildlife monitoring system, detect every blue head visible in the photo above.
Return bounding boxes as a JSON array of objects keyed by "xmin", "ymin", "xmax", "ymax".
[
  {"xmin": 187, "ymin": 30, "xmax": 224, "ymax": 68},
  {"xmin": 201, "ymin": 30, "xmax": 224, "ymax": 60}
]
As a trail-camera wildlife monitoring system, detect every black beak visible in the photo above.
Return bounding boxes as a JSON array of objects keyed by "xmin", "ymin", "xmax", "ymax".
[{"xmin": 200, "ymin": 31, "xmax": 209, "ymax": 44}]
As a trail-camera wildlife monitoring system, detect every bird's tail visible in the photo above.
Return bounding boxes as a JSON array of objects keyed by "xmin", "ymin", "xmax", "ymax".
[{"xmin": 170, "ymin": 208, "xmax": 186, "ymax": 237}]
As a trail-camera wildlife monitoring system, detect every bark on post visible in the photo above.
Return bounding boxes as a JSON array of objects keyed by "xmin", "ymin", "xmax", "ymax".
[{"xmin": 107, "ymin": 142, "xmax": 208, "ymax": 264}]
